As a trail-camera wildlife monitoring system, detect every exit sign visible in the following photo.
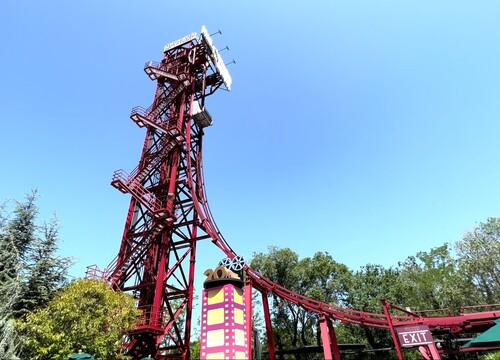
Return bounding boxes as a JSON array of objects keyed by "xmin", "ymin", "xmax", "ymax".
[{"xmin": 395, "ymin": 324, "xmax": 434, "ymax": 348}]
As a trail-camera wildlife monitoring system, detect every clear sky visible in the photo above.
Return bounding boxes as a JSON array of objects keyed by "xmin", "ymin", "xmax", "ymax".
[{"xmin": 1, "ymin": 0, "xmax": 500, "ymax": 293}]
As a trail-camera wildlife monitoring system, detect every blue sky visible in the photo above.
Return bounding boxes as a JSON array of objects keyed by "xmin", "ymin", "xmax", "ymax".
[{"xmin": 1, "ymin": 0, "xmax": 500, "ymax": 294}]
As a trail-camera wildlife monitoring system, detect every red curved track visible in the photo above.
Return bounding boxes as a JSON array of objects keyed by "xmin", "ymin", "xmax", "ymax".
[
  {"xmin": 193, "ymin": 133, "xmax": 500, "ymax": 345},
  {"xmin": 187, "ymin": 117, "xmax": 500, "ymax": 359},
  {"xmin": 94, "ymin": 29, "xmax": 500, "ymax": 359},
  {"xmin": 198, "ymin": 176, "xmax": 500, "ymax": 333}
]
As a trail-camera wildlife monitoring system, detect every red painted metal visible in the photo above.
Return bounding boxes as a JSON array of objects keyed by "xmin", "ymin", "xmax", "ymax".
[
  {"xmin": 89, "ymin": 28, "xmax": 500, "ymax": 359},
  {"xmin": 244, "ymin": 279, "xmax": 253, "ymax": 357},
  {"xmin": 101, "ymin": 33, "xmax": 234, "ymax": 359},
  {"xmin": 327, "ymin": 318, "xmax": 341, "ymax": 360},
  {"xmin": 319, "ymin": 317, "xmax": 333, "ymax": 360},
  {"xmin": 382, "ymin": 299, "xmax": 405, "ymax": 360},
  {"xmin": 261, "ymin": 290, "xmax": 276, "ymax": 360},
  {"xmin": 319, "ymin": 315, "xmax": 340, "ymax": 360},
  {"xmin": 428, "ymin": 344, "xmax": 441, "ymax": 359}
]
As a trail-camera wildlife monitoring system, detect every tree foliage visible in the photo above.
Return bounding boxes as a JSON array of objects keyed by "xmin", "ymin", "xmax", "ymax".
[
  {"xmin": 18, "ymin": 279, "xmax": 138, "ymax": 360},
  {"xmin": 398, "ymin": 244, "xmax": 479, "ymax": 312},
  {"xmin": 456, "ymin": 217, "xmax": 500, "ymax": 304},
  {"xmin": 17, "ymin": 216, "xmax": 72, "ymax": 316},
  {"xmin": 342, "ymin": 264, "xmax": 408, "ymax": 355},
  {"xmin": 0, "ymin": 191, "xmax": 73, "ymax": 317},
  {"xmin": 5, "ymin": 191, "xmax": 38, "ymax": 262},
  {"xmin": 251, "ymin": 246, "xmax": 302, "ymax": 356},
  {"xmin": 250, "ymin": 217, "xmax": 500, "ymax": 358},
  {"xmin": 0, "ymin": 236, "xmax": 22, "ymax": 359},
  {"xmin": 250, "ymin": 246, "xmax": 352, "ymax": 359}
]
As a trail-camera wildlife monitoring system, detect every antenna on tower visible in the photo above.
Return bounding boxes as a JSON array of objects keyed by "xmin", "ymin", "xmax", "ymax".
[
  {"xmin": 220, "ymin": 45, "xmax": 230, "ymax": 52},
  {"xmin": 210, "ymin": 29, "xmax": 222, "ymax": 36},
  {"xmin": 225, "ymin": 59, "xmax": 236, "ymax": 66}
]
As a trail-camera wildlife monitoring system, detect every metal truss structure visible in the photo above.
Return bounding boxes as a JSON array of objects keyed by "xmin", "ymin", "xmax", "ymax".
[
  {"xmin": 87, "ymin": 27, "xmax": 235, "ymax": 359},
  {"xmin": 87, "ymin": 27, "xmax": 500, "ymax": 359}
]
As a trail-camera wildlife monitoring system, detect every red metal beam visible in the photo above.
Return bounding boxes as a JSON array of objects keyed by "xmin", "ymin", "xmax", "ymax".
[
  {"xmin": 382, "ymin": 299, "xmax": 404, "ymax": 360},
  {"xmin": 261, "ymin": 291, "xmax": 276, "ymax": 360},
  {"xmin": 319, "ymin": 315, "xmax": 340, "ymax": 360},
  {"xmin": 245, "ymin": 279, "xmax": 253, "ymax": 358}
]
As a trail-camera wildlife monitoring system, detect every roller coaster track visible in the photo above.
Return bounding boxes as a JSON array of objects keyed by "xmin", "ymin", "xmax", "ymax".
[
  {"xmin": 98, "ymin": 28, "xmax": 500, "ymax": 358},
  {"xmin": 186, "ymin": 125, "xmax": 500, "ymax": 355}
]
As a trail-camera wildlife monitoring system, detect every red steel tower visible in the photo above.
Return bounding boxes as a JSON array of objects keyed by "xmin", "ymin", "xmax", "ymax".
[
  {"xmin": 86, "ymin": 25, "xmax": 500, "ymax": 360},
  {"xmin": 105, "ymin": 26, "xmax": 234, "ymax": 359}
]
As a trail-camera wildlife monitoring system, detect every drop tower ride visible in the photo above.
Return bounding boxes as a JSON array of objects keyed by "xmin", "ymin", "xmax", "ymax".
[
  {"xmin": 103, "ymin": 26, "xmax": 234, "ymax": 359},
  {"xmin": 85, "ymin": 25, "xmax": 500, "ymax": 360}
]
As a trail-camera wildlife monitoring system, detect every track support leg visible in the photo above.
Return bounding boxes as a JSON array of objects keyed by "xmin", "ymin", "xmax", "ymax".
[
  {"xmin": 319, "ymin": 315, "xmax": 340, "ymax": 360},
  {"xmin": 262, "ymin": 292, "xmax": 275, "ymax": 360}
]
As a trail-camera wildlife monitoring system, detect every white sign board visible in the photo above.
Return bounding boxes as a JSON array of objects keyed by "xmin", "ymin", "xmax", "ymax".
[
  {"xmin": 200, "ymin": 25, "xmax": 232, "ymax": 91},
  {"xmin": 164, "ymin": 32, "xmax": 197, "ymax": 52}
]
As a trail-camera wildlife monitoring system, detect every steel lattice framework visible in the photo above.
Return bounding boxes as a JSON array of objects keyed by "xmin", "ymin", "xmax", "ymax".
[
  {"xmin": 86, "ymin": 27, "xmax": 500, "ymax": 360},
  {"xmin": 101, "ymin": 28, "xmax": 235, "ymax": 359}
]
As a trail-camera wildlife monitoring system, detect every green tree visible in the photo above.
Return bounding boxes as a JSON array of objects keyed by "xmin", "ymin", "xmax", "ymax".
[
  {"xmin": 297, "ymin": 252, "xmax": 352, "ymax": 306},
  {"xmin": 398, "ymin": 244, "xmax": 478, "ymax": 312},
  {"xmin": 0, "ymin": 191, "xmax": 72, "ymax": 317},
  {"xmin": 0, "ymin": 235, "xmax": 22, "ymax": 359},
  {"xmin": 482, "ymin": 352, "xmax": 500, "ymax": 360},
  {"xmin": 5, "ymin": 191, "xmax": 38, "ymax": 262},
  {"xmin": 18, "ymin": 278, "xmax": 138, "ymax": 360},
  {"xmin": 296, "ymin": 252, "xmax": 352, "ymax": 348},
  {"xmin": 17, "ymin": 217, "xmax": 72, "ymax": 316},
  {"xmin": 251, "ymin": 246, "xmax": 301, "ymax": 358},
  {"xmin": 250, "ymin": 247, "xmax": 353, "ymax": 359},
  {"xmin": 456, "ymin": 217, "xmax": 500, "ymax": 304},
  {"xmin": 343, "ymin": 264, "xmax": 411, "ymax": 358},
  {"xmin": 189, "ymin": 340, "xmax": 200, "ymax": 359}
]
